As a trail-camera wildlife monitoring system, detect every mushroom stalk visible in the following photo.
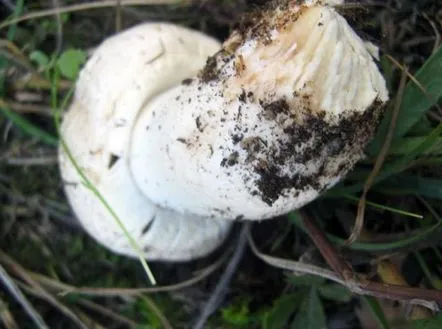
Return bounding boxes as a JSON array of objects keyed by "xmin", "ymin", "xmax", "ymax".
[{"xmin": 59, "ymin": 0, "xmax": 388, "ymax": 261}]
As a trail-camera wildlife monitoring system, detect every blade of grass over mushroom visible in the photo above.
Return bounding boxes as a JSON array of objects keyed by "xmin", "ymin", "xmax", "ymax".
[
  {"xmin": 0, "ymin": 0, "xmax": 200, "ymax": 29},
  {"xmin": 289, "ymin": 212, "xmax": 442, "ymax": 252},
  {"xmin": 51, "ymin": 71, "xmax": 157, "ymax": 286},
  {"xmin": 369, "ymin": 46, "xmax": 442, "ymax": 154}
]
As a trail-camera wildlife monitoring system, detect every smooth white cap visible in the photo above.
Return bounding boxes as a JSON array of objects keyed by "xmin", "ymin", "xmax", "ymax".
[{"xmin": 59, "ymin": 23, "xmax": 231, "ymax": 261}]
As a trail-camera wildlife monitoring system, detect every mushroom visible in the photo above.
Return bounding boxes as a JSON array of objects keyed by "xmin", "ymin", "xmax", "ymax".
[{"xmin": 59, "ymin": 0, "xmax": 389, "ymax": 261}]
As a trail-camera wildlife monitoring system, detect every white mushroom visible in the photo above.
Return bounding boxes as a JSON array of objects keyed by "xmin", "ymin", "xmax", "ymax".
[
  {"xmin": 59, "ymin": 0, "xmax": 389, "ymax": 261},
  {"xmin": 59, "ymin": 23, "xmax": 229, "ymax": 261}
]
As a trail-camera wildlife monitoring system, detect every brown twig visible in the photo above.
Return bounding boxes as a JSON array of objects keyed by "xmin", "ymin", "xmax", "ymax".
[
  {"xmin": 347, "ymin": 64, "xmax": 408, "ymax": 245},
  {"xmin": 75, "ymin": 299, "xmax": 138, "ymax": 327},
  {"xmin": 247, "ymin": 223, "xmax": 440, "ymax": 311},
  {"xmin": 0, "ymin": 251, "xmax": 90, "ymax": 329},
  {"xmin": 299, "ymin": 211, "xmax": 442, "ymax": 305},
  {"xmin": 0, "ymin": 247, "xmax": 230, "ymax": 297}
]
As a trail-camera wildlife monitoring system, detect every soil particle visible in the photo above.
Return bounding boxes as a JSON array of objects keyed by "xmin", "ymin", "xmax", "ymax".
[
  {"xmin": 232, "ymin": 133, "xmax": 244, "ymax": 145},
  {"xmin": 195, "ymin": 115, "xmax": 204, "ymax": 132},
  {"xmin": 182, "ymin": 78, "xmax": 193, "ymax": 85},
  {"xmin": 250, "ymin": 98, "xmax": 385, "ymax": 205}
]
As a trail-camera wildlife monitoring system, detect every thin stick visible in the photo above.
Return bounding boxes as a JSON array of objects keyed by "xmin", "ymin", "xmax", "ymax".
[
  {"xmin": 0, "ymin": 251, "xmax": 90, "ymax": 329},
  {"xmin": 247, "ymin": 224, "xmax": 440, "ymax": 311},
  {"xmin": 300, "ymin": 212, "xmax": 442, "ymax": 304},
  {"xmin": 76, "ymin": 299, "xmax": 137, "ymax": 327},
  {"xmin": 193, "ymin": 224, "xmax": 249, "ymax": 329},
  {"xmin": 0, "ymin": 265, "xmax": 49, "ymax": 329},
  {"xmin": 0, "ymin": 247, "xmax": 230, "ymax": 297}
]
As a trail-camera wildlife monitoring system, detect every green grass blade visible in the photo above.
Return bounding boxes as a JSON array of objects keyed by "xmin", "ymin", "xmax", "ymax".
[
  {"xmin": 6, "ymin": 0, "xmax": 25, "ymax": 41},
  {"xmin": 389, "ymin": 137, "xmax": 442, "ymax": 156},
  {"xmin": 289, "ymin": 212, "xmax": 441, "ymax": 252},
  {"xmin": 342, "ymin": 194, "xmax": 423, "ymax": 219},
  {"xmin": 52, "ymin": 72, "xmax": 157, "ymax": 286},
  {"xmin": 329, "ymin": 122, "xmax": 442, "ymax": 196},
  {"xmin": 0, "ymin": 105, "xmax": 58, "ymax": 145},
  {"xmin": 370, "ymin": 45, "xmax": 442, "ymax": 152},
  {"xmin": 375, "ymin": 175, "xmax": 442, "ymax": 200}
]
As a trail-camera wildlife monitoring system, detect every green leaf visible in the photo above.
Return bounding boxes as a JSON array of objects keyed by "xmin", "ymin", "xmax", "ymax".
[
  {"xmin": 291, "ymin": 289, "xmax": 326, "ymax": 329},
  {"xmin": 328, "ymin": 121, "xmax": 442, "ymax": 197},
  {"xmin": 395, "ymin": 45, "xmax": 442, "ymax": 138},
  {"xmin": 29, "ymin": 50, "xmax": 50, "ymax": 69},
  {"xmin": 413, "ymin": 314, "xmax": 442, "ymax": 329},
  {"xmin": 362, "ymin": 296, "xmax": 390, "ymax": 329},
  {"xmin": 375, "ymin": 175, "xmax": 442, "ymax": 199},
  {"xmin": 57, "ymin": 49, "xmax": 87, "ymax": 80},
  {"xmin": 221, "ymin": 298, "xmax": 251, "ymax": 327},
  {"xmin": 318, "ymin": 284, "xmax": 352, "ymax": 302},
  {"xmin": 287, "ymin": 274, "xmax": 325, "ymax": 287},
  {"xmin": 389, "ymin": 137, "xmax": 442, "ymax": 156},
  {"xmin": 262, "ymin": 294, "xmax": 303, "ymax": 329},
  {"xmin": 370, "ymin": 45, "xmax": 442, "ymax": 152}
]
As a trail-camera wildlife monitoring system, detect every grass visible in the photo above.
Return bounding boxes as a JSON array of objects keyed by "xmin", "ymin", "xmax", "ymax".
[{"xmin": 1, "ymin": 0, "xmax": 442, "ymax": 328}]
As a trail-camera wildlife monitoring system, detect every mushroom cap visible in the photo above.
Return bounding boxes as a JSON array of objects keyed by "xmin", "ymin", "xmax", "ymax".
[
  {"xmin": 129, "ymin": 1, "xmax": 389, "ymax": 220},
  {"xmin": 59, "ymin": 23, "xmax": 231, "ymax": 260}
]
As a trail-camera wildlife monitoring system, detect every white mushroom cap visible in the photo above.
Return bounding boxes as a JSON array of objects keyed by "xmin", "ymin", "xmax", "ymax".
[
  {"xmin": 59, "ymin": 23, "xmax": 231, "ymax": 261},
  {"xmin": 129, "ymin": 1, "xmax": 389, "ymax": 220}
]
